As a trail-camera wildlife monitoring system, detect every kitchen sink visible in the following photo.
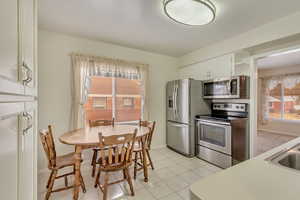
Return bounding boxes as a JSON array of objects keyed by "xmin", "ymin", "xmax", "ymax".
[{"xmin": 267, "ymin": 143, "xmax": 300, "ymax": 171}]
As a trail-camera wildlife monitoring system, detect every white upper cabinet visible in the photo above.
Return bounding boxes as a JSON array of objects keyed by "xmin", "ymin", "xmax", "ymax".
[
  {"xmin": 179, "ymin": 52, "xmax": 252, "ymax": 81},
  {"xmin": 0, "ymin": 0, "xmax": 37, "ymax": 96},
  {"xmin": 20, "ymin": 0, "xmax": 37, "ymax": 96},
  {"xmin": 0, "ymin": 0, "xmax": 24, "ymax": 95},
  {"xmin": 179, "ymin": 54, "xmax": 234, "ymax": 80},
  {"xmin": 232, "ymin": 51, "xmax": 251, "ymax": 76}
]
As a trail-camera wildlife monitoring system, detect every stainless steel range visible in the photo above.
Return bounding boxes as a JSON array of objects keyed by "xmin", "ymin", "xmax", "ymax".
[{"xmin": 195, "ymin": 103, "xmax": 249, "ymax": 168}]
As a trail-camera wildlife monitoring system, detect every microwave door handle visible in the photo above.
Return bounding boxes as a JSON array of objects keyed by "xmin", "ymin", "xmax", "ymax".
[{"xmin": 228, "ymin": 79, "xmax": 232, "ymax": 94}]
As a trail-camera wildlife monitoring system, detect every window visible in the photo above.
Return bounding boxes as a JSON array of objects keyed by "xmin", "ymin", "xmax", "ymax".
[
  {"xmin": 93, "ymin": 97, "xmax": 107, "ymax": 109},
  {"xmin": 266, "ymin": 75, "xmax": 300, "ymax": 121},
  {"xmin": 123, "ymin": 98, "xmax": 134, "ymax": 107},
  {"xmin": 115, "ymin": 78, "xmax": 142, "ymax": 122},
  {"xmin": 84, "ymin": 76, "xmax": 143, "ymax": 123}
]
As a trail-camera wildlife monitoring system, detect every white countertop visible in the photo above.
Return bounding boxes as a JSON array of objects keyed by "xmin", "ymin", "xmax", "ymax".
[{"xmin": 190, "ymin": 137, "xmax": 300, "ymax": 200}]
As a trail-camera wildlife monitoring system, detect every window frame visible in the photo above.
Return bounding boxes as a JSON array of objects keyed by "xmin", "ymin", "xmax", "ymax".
[{"xmin": 87, "ymin": 77, "xmax": 143, "ymax": 123}]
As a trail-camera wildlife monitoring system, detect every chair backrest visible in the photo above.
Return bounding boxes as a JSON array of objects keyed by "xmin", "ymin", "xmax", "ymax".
[
  {"xmin": 39, "ymin": 125, "xmax": 57, "ymax": 168},
  {"xmin": 139, "ymin": 120, "xmax": 156, "ymax": 149},
  {"xmin": 89, "ymin": 118, "xmax": 115, "ymax": 127},
  {"xmin": 97, "ymin": 129, "xmax": 137, "ymax": 169}
]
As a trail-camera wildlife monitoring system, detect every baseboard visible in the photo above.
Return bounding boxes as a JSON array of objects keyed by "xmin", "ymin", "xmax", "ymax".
[
  {"xmin": 151, "ymin": 144, "xmax": 167, "ymax": 149},
  {"xmin": 257, "ymin": 128, "xmax": 298, "ymax": 137}
]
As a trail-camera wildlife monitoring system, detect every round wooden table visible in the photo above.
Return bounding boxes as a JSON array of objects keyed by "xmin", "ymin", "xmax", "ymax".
[{"xmin": 59, "ymin": 125, "xmax": 150, "ymax": 200}]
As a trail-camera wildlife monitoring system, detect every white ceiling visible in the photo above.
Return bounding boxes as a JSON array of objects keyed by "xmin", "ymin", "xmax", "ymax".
[
  {"xmin": 39, "ymin": 0, "xmax": 300, "ymax": 57},
  {"xmin": 257, "ymin": 49, "xmax": 300, "ymax": 69}
]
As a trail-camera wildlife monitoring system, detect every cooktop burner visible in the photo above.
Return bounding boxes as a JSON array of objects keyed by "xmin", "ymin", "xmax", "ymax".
[{"xmin": 195, "ymin": 103, "xmax": 248, "ymax": 122}]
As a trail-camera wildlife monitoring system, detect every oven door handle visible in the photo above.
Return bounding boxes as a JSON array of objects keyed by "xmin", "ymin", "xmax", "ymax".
[{"xmin": 198, "ymin": 120, "xmax": 231, "ymax": 127}]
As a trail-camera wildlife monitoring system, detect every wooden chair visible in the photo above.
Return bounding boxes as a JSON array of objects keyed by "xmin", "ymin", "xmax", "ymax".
[
  {"xmin": 89, "ymin": 118, "xmax": 115, "ymax": 177},
  {"xmin": 94, "ymin": 130, "xmax": 137, "ymax": 200},
  {"xmin": 39, "ymin": 125, "xmax": 86, "ymax": 200},
  {"xmin": 133, "ymin": 120, "xmax": 156, "ymax": 179}
]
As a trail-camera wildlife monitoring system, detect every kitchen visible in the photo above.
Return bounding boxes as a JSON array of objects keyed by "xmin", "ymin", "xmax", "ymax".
[
  {"xmin": 166, "ymin": 76, "xmax": 249, "ymax": 169},
  {"xmin": 1, "ymin": 0, "xmax": 300, "ymax": 200}
]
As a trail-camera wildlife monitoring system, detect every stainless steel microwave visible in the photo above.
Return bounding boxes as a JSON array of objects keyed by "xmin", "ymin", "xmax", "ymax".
[{"xmin": 203, "ymin": 76, "xmax": 249, "ymax": 99}]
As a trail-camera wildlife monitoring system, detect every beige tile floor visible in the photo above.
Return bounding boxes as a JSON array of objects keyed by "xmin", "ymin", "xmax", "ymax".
[
  {"xmin": 38, "ymin": 147, "xmax": 222, "ymax": 200},
  {"xmin": 255, "ymin": 131, "xmax": 296, "ymax": 156}
]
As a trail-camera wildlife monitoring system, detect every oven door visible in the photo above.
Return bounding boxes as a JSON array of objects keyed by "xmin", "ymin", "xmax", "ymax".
[{"xmin": 198, "ymin": 120, "xmax": 231, "ymax": 155}]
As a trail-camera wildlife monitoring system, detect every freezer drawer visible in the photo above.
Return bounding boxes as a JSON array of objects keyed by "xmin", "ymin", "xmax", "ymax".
[{"xmin": 167, "ymin": 121, "xmax": 190, "ymax": 155}]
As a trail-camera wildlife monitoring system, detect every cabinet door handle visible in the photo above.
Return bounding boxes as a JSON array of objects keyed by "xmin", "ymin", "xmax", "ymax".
[
  {"xmin": 22, "ymin": 112, "xmax": 33, "ymax": 134},
  {"xmin": 22, "ymin": 62, "xmax": 33, "ymax": 85}
]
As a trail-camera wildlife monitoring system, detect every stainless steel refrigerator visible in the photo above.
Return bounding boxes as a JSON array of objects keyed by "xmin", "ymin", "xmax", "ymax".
[{"xmin": 166, "ymin": 79, "xmax": 210, "ymax": 157}]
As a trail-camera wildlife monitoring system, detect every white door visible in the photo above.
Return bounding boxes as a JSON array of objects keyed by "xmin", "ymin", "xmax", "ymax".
[
  {"xmin": 20, "ymin": 0, "xmax": 37, "ymax": 96},
  {"xmin": 0, "ymin": 0, "xmax": 24, "ymax": 95},
  {"xmin": 19, "ymin": 101, "xmax": 37, "ymax": 200},
  {"xmin": 0, "ymin": 102, "xmax": 25, "ymax": 200}
]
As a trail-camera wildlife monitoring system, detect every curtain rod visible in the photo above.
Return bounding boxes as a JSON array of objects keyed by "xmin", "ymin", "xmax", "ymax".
[
  {"xmin": 259, "ymin": 72, "xmax": 300, "ymax": 79},
  {"xmin": 70, "ymin": 52, "xmax": 149, "ymax": 67}
]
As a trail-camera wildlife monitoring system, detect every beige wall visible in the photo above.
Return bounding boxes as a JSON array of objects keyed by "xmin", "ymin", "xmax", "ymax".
[
  {"xmin": 257, "ymin": 65, "xmax": 300, "ymax": 136},
  {"xmin": 38, "ymin": 30, "xmax": 178, "ymax": 170}
]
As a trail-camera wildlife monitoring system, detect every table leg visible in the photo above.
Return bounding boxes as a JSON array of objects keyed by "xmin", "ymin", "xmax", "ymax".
[
  {"xmin": 141, "ymin": 140, "xmax": 148, "ymax": 182},
  {"xmin": 73, "ymin": 145, "xmax": 82, "ymax": 200}
]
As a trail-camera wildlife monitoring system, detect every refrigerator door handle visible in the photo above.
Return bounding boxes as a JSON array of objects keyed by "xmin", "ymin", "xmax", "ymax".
[
  {"xmin": 168, "ymin": 122, "xmax": 185, "ymax": 128},
  {"xmin": 174, "ymin": 83, "xmax": 178, "ymax": 118},
  {"xmin": 172, "ymin": 83, "xmax": 176, "ymax": 119}
]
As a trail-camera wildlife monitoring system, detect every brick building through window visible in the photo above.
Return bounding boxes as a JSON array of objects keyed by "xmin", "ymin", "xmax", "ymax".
[{"xmin": 84, "ymin": 76, "xmax": 142, "ymax": 123}]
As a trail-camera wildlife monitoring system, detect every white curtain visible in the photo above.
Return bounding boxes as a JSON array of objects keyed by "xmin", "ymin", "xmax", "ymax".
[
  {"xmin": 260, "ymin": 77, "xmax": 280, "ymax": 125},
  {"xmin": 259, "ymin": 73, "xmax": 300, "ymax": 125},
  {"xmin": 70, "ymin": 53, "xmax": 149, "ymax": 129},
  {"xmin": 283, "ymin": 74, "xmax": 300, "ymax": 89}
]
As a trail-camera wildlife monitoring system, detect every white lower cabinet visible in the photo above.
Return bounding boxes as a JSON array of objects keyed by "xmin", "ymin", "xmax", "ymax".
[
  {"xmin": 19, "ymin": 102, "xmax": 37, "ymax": 200},
  {"xmin": 0, "ymin": 103, "xmax": 24, "ymax": 200},
  {"xmin": 0, "ymin": 101, "xmax": 37, "ymax": 200},
  {"xmin": 0, "ymin": 110, "xmax": 19, "ymax": 200}
]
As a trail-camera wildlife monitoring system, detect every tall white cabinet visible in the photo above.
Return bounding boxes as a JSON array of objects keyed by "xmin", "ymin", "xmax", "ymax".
[{"xmin": 0, "ymin": 0, "xmax": 37, "ymax": 200}]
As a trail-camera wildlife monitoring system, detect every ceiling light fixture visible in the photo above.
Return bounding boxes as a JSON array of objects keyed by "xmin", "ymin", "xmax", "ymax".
[{"xmin": 163, "ymin": 0, "xmax": 216, "ymax": 26}]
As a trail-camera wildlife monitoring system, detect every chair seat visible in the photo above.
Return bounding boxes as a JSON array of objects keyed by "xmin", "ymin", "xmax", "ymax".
[{"xmin": 53, "ymin": 153, "xmax": 82, "ymax": 169}]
